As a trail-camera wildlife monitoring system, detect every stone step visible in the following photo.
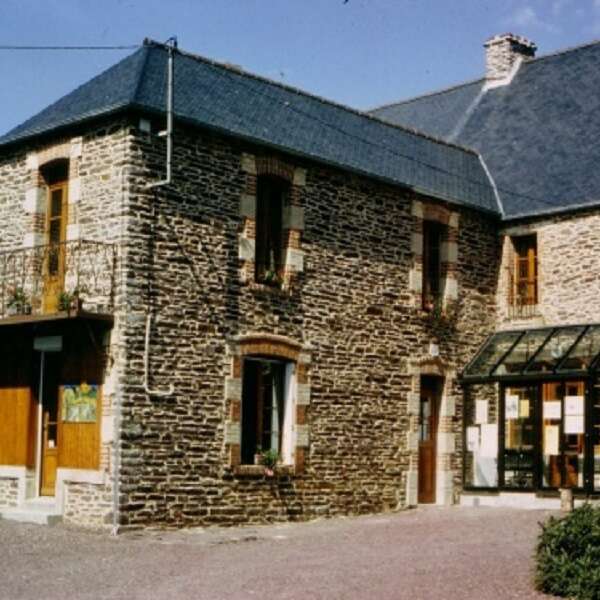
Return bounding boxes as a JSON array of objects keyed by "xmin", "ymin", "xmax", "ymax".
[{"xmin": 0, "ymin": 501, "xmax": 62, "ymax": 526}]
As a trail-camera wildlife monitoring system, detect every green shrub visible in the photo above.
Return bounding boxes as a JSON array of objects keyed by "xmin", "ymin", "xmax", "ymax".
[{"xmin": 535, "ymin": 504, "xmax": 600, "ymax": 599}]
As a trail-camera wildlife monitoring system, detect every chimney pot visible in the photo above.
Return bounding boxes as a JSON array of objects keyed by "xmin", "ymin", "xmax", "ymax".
[{"xmin": 484, "ymin": 33, "xmax": 536, "ymax": 82}]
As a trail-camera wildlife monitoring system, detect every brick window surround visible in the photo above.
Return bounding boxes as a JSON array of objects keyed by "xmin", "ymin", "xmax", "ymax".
[
  {"xmin": 224, "ymin": 334, "xmax": 312, "ymax": 475},
  {"xmin": 238, "ymin": 154, "xmax": 306, "ymax": 292},
  {"xmin": 409, "ymin": 199, "xmax": 459, "ymax": 311}
]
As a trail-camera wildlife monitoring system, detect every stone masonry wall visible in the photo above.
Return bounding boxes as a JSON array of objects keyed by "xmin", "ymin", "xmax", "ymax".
[
  {"xmin": 498, "ymin": 209, "xmax": 600, "ymax": 329},
  {"xmin": 117, "ymin": 122, "xmax": 500, "ymax": 528},
  {"xmin": 63, "ymin": 482, "xmax": 113, "ymax": 529},
  {"xmin": 0, "ymin": 478, "xmax": 19, "ymax": 508}
]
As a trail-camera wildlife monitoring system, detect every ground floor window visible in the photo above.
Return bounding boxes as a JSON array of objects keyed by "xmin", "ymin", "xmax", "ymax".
[
  {"xmin": 240, "ymin": 357, "xmax": 294, "ymax": 465},
  {"xmin": 464, "ymin": 379, "xmax": 600, "ymax": 493}
]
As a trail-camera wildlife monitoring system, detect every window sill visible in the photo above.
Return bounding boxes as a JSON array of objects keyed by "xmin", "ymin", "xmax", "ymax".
[
  {"xmin": 233, "ymin": 464, "xmax": 295, "ymax": 478},
  {"xmin": 246, "ymin": 281, "xmax": 292, "ymax": 297}
]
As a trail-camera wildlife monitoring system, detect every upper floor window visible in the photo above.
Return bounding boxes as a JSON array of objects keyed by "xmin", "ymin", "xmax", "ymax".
[
  {"xmin": 511, "ymin": 234, "xmax": 538, "ymax": 316},
  {"xmin": 255, "ymin": 176, "xmax": 288, "ymax": 286},
  {"xmin": 240, "ymin": 357, "xmax": 294, "ymax": 466},
  {"xmin": 422, "ymin": 220, "xmax": 444, "ymax": 311}
]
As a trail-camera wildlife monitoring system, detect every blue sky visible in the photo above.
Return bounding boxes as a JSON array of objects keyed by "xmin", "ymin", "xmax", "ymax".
[{"xmin": 1, "ymin": 0, "xmax": 599, "ymax": 135}]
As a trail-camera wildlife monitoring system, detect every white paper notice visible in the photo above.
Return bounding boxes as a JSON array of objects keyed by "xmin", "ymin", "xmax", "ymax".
[
  {"xmin": 480, "ymin": 423, "xmax": 498, "ymax": 458},
  {"xmin": 505, "ymin": 395, "xmax": 519, "ymax": 420},
  {"xmin": 544, "ymin": 401, "xmax": 562, "ymax": 420},
  {"xmin": 476, "ymin": 400, "xmax": 488, "ymax": 425},
  {"xmin": 544, "ymin": 425, "xmax": 560, "ymax": 455},
  {"xmin": 565, "ymin": 396, "xmax": 584, "ymax": 416},
  {"xmin": 565, "ymin": 415, "xmax": 584, "ymax": 434},
  {"xmin": 467, "ymin": 426, "xmax": 480, "ymax": 452}
]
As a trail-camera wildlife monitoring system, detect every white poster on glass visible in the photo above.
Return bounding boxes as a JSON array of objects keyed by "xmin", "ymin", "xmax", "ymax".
[
  {"xmin": 565, "ymin": 415, "xmax": 584, "ymax": 434},
  {"xmin": 467, "ymin": 426, "xmax": 480, "ymax": 452},
  {"xmin": 505, "ymin": 395, "xmax": 519, "ymax": 420},
  {"xmin": 544, "ymin": 425, "xmax": 560, "ymax": 455},
  {"xmin": 565, "ymin": 396, "xmax": 584, "ymax": 416},
  {"xmin": 476, "ymin": 400, "xmax": 488, "ymax": 424},
  {"xmin": 480, "ymin": 423, "xmax": 498, "ymax": 458},
  {"xmin": 544, "ymin": 401, "xmax": 562, "ymax": 420}
]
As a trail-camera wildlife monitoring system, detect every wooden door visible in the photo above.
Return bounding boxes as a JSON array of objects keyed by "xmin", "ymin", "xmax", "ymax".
[
  {"xmin": 418, "ymin": 379, "xmax": 440, "ymax": 503},
  {"xmin": 43, "ymin": 181, "xmax": 68, "ymax": 314},
  {"xmin": 40, "ymin": 353, "xmax": 60, "ymax": 496}
]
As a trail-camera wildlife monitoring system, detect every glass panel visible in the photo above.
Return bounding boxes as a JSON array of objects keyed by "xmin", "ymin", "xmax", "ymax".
[
  {"xmin": 464, "ymin": 331, "xmax": 522, "ymax": 377},
  {"xmin": 593, "ymin": 379, "xmax": 600, "ymax": 492},
  {"xmin": 420, "ymin": 397, "xmax": 431, "ymax": 441},
  {"xmin": 51, "ymin": 189, "xmax": 63, "ymax": 217},
  {"xmin": 558, "ymin": 326, "xmax": 600, "ymax": 372},
  {"xmin": 542, "ymin": 382, "xmax": 586, "ymax": 489},
  {"xmin": 542, "ymin": 382, "xmax": 563, "ymax": 488},
  {"xmin": 525, "ymin": 327, "xmax": 585, "ymax": 373},
  {"xmin": 503, "ymin": 386, "xmax": 536, "ymax": 489},
  {"xmin": 563, "ymin": 381, "xmax": 585, "ymax": 489},
  {"xmin": 493, "ymin": 330, "xmax": 549, "ymax": 376},
  {"xmin": 464, "ymin": 384, "xmax": 498, "ymax": 488}
]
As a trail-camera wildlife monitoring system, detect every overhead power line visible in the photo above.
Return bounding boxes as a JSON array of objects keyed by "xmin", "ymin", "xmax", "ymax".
[{"xmin": 0, "ymin": 44, "xmax": 140, "ymax": 50}]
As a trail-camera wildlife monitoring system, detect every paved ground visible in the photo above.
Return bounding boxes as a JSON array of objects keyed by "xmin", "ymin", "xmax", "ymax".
[{"xmin": 1, "ymin": 506, "xmax": 554, "ymax": 600}]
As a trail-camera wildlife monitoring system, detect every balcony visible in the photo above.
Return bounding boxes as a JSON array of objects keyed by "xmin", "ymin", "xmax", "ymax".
[{"xmin": 0, "ymin": 240, "xmax": 117, "ymax": 324}]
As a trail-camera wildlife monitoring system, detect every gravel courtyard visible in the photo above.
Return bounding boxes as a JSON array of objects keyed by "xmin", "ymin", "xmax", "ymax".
[{"xmin": 0, "ymin": 506, "xmax": 553, "ymax": 600}]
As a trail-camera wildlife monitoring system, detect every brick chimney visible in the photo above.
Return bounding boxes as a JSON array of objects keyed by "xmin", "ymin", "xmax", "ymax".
[{"xmin": 484, "ymin": 33, "xmax": 536, "ymax": 82}]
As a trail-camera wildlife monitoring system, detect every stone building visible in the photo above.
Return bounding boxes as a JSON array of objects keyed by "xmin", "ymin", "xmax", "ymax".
[{"xmin": 0, "ymin": 33, "xmax": 598, "ymax": 528}]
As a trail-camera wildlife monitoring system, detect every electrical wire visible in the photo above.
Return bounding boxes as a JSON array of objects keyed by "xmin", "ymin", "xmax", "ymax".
[{"xmin": 0, "ymin": 45, "xmax": 139, "ymax": 50}]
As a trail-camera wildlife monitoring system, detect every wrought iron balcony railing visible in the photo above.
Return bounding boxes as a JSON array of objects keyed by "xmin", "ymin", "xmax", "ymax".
[{"xmin": 0, "ymin": 240, "xmax": 117, "ymax": 320}]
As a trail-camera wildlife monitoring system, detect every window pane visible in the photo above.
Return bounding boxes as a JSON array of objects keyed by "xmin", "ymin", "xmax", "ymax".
[
  {"xmin": 51, "ymin": 189, "xmax": 63, "ymax": 217},
  {"xmin": 593, "ymin": 378, "xmax": 600, "ymax": 492},
  {"xmin": 464, "ymin": 384, "xmax": 498, "ymax": 488},
  {"xmin": 558, "ymin": 326, "xmax": 600, "ymax": 372},
  {"xmin": 493, "ymin": 330, "xmax": 549, "ymax": 375},
  {"xmin": 464, "ymin": 331, "xmax": 522, "ymax": 377},
  {"xmin": 503, "ymin": 386, "xmax": 536, "ymax": 489},
  {"xmin": 525, "ymin": 327, "xmax": 585, "ymax": 373},
  {"xmin": 542, "ymin": 382, "xmax": 586, "ymax": 489}
]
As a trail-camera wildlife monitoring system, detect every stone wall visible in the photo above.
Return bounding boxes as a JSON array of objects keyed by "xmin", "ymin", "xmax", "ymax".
[
  {"xmin": 62, "ymin": 482, "xmax": 113, "ymax": 529},
  {"xmin": 498, "ymin": 209, "xmax": 600, "ymax": 329},
  {"xmin": 0, "ymin": 477, "xmax": 19, "ymax": 508},
  {"xmin": 116, "ymin": 122, "xmax": 500, "ymax": 528}
]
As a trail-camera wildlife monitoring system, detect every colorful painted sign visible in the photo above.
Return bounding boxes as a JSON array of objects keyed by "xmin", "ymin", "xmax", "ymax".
[{"xmin": 62, "ymin": 383, "xmax": 98, "ymax": 423}]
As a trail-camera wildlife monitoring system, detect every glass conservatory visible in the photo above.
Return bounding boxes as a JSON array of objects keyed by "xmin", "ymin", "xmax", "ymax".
[{"xmin": 461, "ymin": 325, "xmax": 600, "ymax": 495}]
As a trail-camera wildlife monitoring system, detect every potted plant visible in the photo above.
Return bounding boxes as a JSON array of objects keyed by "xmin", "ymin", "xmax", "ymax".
[
  {"xmin": 262, "ymin": 269, "xmax": 282, "ymax": 287},
  {"xmin": 58, "ymin": 287, "xmax": 85, "ymax": 314},
  {"xmin": 6, "ymin": 286, "xmax": 31, "ymax": 316},
  {"xmin": 259, "ymin": 449, "xmax": 279, "ymax": 477}
]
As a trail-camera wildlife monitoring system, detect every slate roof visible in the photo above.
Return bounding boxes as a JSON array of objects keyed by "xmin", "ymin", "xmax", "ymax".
[
  {"xmin": 0, "ymin": 40, "xmax": 498, "ymax": 215},
  {"xmin": 371, "ymin": 40, "xmax": 600, "ymax": 219}
]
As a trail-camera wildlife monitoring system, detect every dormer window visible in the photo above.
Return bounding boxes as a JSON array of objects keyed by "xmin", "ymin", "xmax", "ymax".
[{"xmin": 255, "ymin": 176, "xmax": 287, "ymax": 286}]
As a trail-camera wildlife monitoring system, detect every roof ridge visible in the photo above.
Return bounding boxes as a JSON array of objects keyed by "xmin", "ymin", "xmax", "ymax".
[
  {"xmin": 142, "ymin": 38, "xmax": 481, "ymax": 156},
  {"xmin": 132, "ymin": 45, "xmax": 152, "ymax": 104},
  {"xmin": 368, "ymin": 77, "xmax": 484, "ymax": 113},
  {"xmin": 527, "ymin": 36, "xmax": 600, "ymax": 64}
]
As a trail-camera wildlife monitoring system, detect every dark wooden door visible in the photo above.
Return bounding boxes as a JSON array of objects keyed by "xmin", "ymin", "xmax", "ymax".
[{"xmin": 418, "ymin": 380, "xmax": 440, "ymax": 503}]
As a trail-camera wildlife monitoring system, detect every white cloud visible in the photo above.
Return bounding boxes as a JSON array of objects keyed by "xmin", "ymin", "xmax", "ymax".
[{"xmin": 505, "ymin": 4, "xmax": 560, "ymax": 33}]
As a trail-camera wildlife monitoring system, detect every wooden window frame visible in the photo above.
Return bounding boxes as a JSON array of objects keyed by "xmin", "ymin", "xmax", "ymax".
[{"xmin": 511, "ymin": 234, "xmax": 538, "ymax": 310}]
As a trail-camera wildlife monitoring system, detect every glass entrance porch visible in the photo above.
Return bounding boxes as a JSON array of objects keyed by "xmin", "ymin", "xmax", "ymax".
[{"xmin": 462, "ymin": 324, "xmax": 600, "ymax": 495}]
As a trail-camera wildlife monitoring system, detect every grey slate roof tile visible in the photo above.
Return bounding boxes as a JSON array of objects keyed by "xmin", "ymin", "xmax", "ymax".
[
  {"xmin": 371, "ymin": 41, "xmax": 600, "ymax": 219},
  {"xmin": 0, "ymin": 41, "xmax": 499, "ymax": 216}
]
